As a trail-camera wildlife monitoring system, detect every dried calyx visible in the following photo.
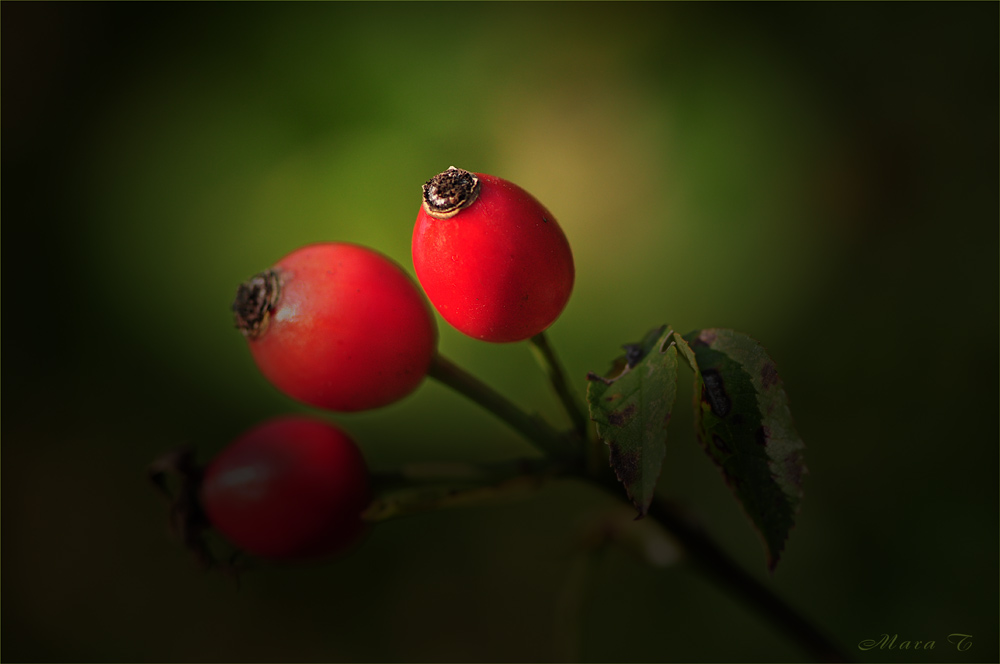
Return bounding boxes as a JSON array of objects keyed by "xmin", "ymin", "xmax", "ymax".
[
  {"xmin": 422, "ymin": 166, "xmax": 480, "ymax": 219},
  {"xmin": 233, "ymin": 269, "xmax": 282, "ymax": 340}
]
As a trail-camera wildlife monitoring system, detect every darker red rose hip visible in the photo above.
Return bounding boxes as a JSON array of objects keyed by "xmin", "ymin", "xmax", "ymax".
[{"xmin": 200, "ymin": 416, "xmax": 371, "ymax": 560}]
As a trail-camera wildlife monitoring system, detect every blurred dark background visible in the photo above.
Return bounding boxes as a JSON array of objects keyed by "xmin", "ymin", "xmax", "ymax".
[{"xmin": 3, "ymin": 3, "xmax": 997, "ymax": 662}]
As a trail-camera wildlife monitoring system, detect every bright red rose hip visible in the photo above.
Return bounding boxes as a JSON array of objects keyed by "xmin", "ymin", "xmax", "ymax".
[
  {"xmin": 412, "ymin": 167, "xmax": 575, "ymax": 343},
  {"xmin": 200, "ymin": 416, "xmax": 371, "ymax": 560},
  {"xmin": 233, "ymin": 242, "xmax": 437, "ymax": 411}
]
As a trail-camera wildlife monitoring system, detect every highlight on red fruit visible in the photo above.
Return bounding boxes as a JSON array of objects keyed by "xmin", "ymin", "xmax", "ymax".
[
  {"xmin": 412, "ymin": 167, "xmax": 575, "ymax": 343},
  {"xmin": 232, "ymin": 242, "xmax": 438, "ymax": 412},
  {"xmin": 200, "ymin": 416, "xmax": 371, "ymax": 560}
]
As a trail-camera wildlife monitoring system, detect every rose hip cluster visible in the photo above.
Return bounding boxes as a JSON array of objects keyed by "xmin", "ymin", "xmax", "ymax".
[{"xmin": 198, "ymin": 167, "xmax": 575, "ymax": 561}]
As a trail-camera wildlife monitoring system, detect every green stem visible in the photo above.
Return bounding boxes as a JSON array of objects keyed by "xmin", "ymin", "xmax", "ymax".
[
  {"xmin": 427, "ymin": 354, "xmax": 575, "ymax": 461},
  {"xmin": 364, "ymin": 458, "xmax": 567, "ymax": 523},
  {"xmin": 372, "ymin": 456, "xmax": 568, "ymax": 489},
  {"xmin": 529, "ymin": 331, "xmax": 591, "ymax": 441}
]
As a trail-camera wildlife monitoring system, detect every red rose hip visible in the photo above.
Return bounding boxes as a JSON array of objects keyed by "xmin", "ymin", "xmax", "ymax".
[
  {"xmin": 200, "ymin": 416, "xmax": 371, "ymax": 560},
  {"xmin": 233, "ymin": 242, "xmax": 438, "ymax": 412},
  {"xmin": 412, "ymin": 167, "xmax": 574, "ymax": 343}
]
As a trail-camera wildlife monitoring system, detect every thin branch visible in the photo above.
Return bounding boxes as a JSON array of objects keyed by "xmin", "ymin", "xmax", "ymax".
[
  {"xmin": 427, "ymin": 353, "xmax": 576, "ymax": 462},
  {"xmin": 529, "ymin": 331, "xmax": 591, "ymax": 441}
]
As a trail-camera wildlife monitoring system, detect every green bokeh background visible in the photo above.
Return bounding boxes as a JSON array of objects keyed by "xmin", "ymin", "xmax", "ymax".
[{"xmin": 3, "ymin": 3, "xmax": 997, "ymax": 662}]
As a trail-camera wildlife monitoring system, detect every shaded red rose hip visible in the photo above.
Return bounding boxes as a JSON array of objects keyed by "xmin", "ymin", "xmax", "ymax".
[
  {"xmin": 233, "ymin": 242, "xmax": 437, "ymax": 412},
  {"xmin": 200, "ymin": 416, "xmax": 371, "ymax": 560},
  {"xmin": 412, "ymin": 167, "xmax": 574, "ymax": 343}
]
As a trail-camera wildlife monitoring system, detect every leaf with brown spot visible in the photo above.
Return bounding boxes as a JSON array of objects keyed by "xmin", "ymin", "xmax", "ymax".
[
  {"xmin": 586, "ymin": 326, "xmax": 678, "ymax": 516},
  {"xmin": 679, "ymin": 329, "xmax": 807, "ymax": 571}
]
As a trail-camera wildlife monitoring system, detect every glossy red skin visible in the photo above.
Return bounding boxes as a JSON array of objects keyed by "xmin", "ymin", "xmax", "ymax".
[
  {"xmin": 201, "ymin": 416, "xmax": 371, "ymax": 560},
  {"xmin": 412, "ymin": 173, "xmax": 574, "ymax": 343},
  {"xmin": 248, "ymin": 243, "xmax": 437, "ymax": 411}
]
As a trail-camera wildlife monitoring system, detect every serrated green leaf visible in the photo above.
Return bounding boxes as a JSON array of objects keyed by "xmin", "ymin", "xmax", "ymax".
[
  {"xmin": 586, "ymin": 326, "xmax": 678, "ymax": 516},
  {"xmin": 680, "ymin": 329, "xmax": 807, "ymax": 570}
]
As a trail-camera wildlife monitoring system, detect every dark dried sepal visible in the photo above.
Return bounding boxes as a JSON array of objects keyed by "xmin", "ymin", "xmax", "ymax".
[
  {"xmin": 422, "ymin": 166, "xmax": 480, "ymax": 219},
  {"xmin": 148, "ymin": 447, "xmax": 246, "ymax": 583},
  {"xmin": 232, "ymin": 269, "xmax": 282, "ymax": 340}
]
